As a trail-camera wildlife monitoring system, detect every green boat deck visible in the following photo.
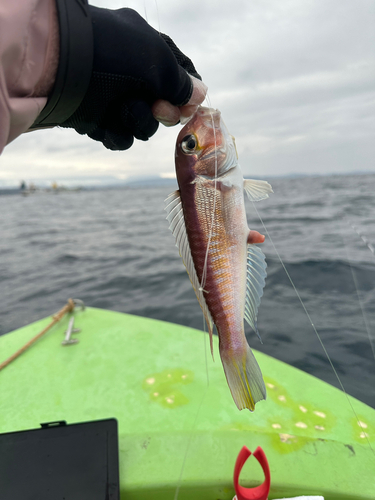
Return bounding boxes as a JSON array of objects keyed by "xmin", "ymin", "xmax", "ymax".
[{"xmin": 1, "ymin": 307, "xmax": 374, "ymax": 499}]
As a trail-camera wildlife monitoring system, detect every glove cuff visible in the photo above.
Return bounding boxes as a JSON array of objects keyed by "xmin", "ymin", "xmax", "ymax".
[{"xmin": 31, "ymin": 0, "xmax": 94, "ymax": 129}]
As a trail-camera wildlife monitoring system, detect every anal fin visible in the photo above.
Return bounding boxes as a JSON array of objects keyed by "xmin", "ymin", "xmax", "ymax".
[{"xmin": 244, "ymin": 244, "xmax": 267, "ymax": 339}]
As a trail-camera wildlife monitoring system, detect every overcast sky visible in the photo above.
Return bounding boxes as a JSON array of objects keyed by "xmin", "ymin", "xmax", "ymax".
[{"xmin": 1, "ymin": 0, "xmax": 374, "ymax": 185}]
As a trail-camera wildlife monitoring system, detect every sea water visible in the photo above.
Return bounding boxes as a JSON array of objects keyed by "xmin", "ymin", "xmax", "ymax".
[{"xmin": 0, "ymin": 173, "xmax": 374, "ymax": 408}]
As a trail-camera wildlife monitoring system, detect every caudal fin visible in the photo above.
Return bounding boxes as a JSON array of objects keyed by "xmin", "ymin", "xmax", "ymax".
[{"xmin": 221, "ymin": 344, "xmax": 266, "ymax": 411}]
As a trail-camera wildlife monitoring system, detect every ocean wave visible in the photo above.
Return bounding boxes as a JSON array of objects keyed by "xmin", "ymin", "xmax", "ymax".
[
  {"xmin": 1, "ymin": 177, "xmax": 374, "ymax": 407},
  {"xmin": 265, "ymin": 258, "xmax": 375, "ymax": 293}
]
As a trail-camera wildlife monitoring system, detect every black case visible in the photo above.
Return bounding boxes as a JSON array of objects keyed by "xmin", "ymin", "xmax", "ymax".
[{"xmin": 0, "ymin": 419, "xmax": 120, "ymax": 499}]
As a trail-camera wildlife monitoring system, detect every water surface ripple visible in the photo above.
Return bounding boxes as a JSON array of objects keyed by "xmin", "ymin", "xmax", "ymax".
[{"xmin": 1, "ymin": 174, "xmax": 374, "ymax": 407}]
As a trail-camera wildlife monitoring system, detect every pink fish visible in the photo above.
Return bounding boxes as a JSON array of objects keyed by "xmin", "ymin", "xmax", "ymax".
[{"xmin": 165, "ymin": 106, "xmax": 272, "ymax": 411}]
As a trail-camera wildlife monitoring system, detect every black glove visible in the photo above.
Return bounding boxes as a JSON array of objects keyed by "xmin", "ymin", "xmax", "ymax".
[
  {"xmin": 31, "ymin": 2, "xmax": 201, "ymax": 151},
  {"xmin": 61, "ymin": 7, "xmax": 201, "ymax": 150}
]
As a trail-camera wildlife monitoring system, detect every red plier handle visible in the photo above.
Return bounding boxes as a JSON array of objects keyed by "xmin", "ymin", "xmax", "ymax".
[{"xmin": 233, "ymin": 446, "xmax": 271, "ymax": 500}]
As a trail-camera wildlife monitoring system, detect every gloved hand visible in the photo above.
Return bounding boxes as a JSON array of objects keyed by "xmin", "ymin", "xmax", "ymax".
[{"xmin": 61, "ymin": 7, "xmax": 207, "ymax": 150}]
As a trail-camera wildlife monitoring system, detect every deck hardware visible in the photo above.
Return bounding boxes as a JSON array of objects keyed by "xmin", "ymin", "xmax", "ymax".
[
  {"xmin": 72, "ymin": 298, "xmax": 85, "ymax": 311},
  {"xmin": 61, "ymin": 317, "xmax": 81, "ymax": 346}
]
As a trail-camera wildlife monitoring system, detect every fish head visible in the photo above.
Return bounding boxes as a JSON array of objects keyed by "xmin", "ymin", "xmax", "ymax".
[{"xmin": 175, "ymin": 106, "xmax": 238, "ymax": 184}]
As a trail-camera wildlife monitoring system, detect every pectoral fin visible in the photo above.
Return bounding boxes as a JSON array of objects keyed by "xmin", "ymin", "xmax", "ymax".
[
  {"xmin": 165, "ymin": 191, "xmax": 215, "ymax": 358},
  {"xmin": 244, "ymin": 244, "xmax": 267, "ymax": 342},
  {"xmin": 247, "ymin": 231, "xmax": 265, "ymax": 244},
  {"xmin": 244, "ymin": 179, "xmax": 273, "ymax": 202}
]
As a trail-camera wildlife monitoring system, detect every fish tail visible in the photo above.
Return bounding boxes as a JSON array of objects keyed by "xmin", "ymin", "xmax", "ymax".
[{"xmin": 220, "ymin": 343, "xmax": 266, "ymax": 411}]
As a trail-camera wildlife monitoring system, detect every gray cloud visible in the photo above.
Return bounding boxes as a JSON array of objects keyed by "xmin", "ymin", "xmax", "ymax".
[{"xmin": 1, "ymin": 0, "xmax": 374, "ymax": 180}]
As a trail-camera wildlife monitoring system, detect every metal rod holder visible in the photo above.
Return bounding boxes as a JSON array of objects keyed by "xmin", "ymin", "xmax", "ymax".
[{"xmin": 61, "ymin": 316, "xmax": 81, "ymax": 346}]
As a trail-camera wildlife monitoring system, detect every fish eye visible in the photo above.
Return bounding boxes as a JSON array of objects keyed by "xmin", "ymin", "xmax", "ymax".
[{"xmin": 181, "ymin": 135, "xmax": 197, "ymax": 154}]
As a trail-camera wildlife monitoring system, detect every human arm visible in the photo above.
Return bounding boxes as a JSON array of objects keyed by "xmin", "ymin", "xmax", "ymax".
[
  {"xmin": 0, "ymin": 0, "xmax": 59, "ymax": 153},
  {"xmin": 0, "ymin": 0, "xmax": 207, "ymax": 154},
  {"xmin": 55, "ymin": 5, "xmax": 207, "ymax": 150}
]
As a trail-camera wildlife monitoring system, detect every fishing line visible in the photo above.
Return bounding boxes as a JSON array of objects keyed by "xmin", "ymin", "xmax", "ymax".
[
  {"xmin": 174, "ymin": 92, "xmax": 225, "ymax": 498},
  {"xmin": 173, "ymin": 384, "xmax": 209, "ymax": 500},
  {"xmin": 176, "ymin": 93, "xmax": 230, "ymax": 498},
  {"xmin": 251, "ymin": 202, "xmax": 375, "ymax": 455},
  {"xmin": 154, "ymin": 0, "xmax": 161, "ymax": 32},
  {"xmin": 202, "ymin": 315, "xmax": 210, "ymax": 386},
  {"xmin": 349, "ymin": 221, "xmax": 375, "ymax": 257},
  {"xmin": 343, "ymin": 220, "xmax": 375, "ymax": 362},
  {"xmin": 199, "ymin": 95, "xmax": 218, "ymax": 293},
  {"xmin": 175, "ymin": 97, "xmax": 216, "ymax": 500},
  {"xmin": 143, "ymin": 0, "xmax": 148, "ymax": 22},
  {"xmin": 173, "ymin": 301, "xmax": 210, "ymax": 500},
  {"xmin": 143, "ymin": 0, "xmax": 161, "ymax": 32}
]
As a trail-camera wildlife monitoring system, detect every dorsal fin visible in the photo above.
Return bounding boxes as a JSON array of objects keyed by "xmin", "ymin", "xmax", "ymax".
[
  {"xmin": 165, "ymin": 191, "xmax": 215, "ymax": 357},
  {"xmin": 244, "ymin": 244, "xmax": 267, "ymax": 341}
]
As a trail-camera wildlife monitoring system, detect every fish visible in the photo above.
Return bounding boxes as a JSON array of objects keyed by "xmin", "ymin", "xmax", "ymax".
[{"xmin": 165, "ymin": 106, "xmax": 273, "ymax": 411}]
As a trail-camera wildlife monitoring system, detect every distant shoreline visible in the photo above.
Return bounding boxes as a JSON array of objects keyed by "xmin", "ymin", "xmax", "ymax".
[{"xmin": 1, "ymin": 170, "xmax": 374, "ymax": 194}]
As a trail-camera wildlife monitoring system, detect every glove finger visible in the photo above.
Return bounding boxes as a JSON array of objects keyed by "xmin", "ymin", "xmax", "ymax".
[
  {"xmin": 151, "ymin": 100, "xmax": 180, "ymax": 126},
  {"xmin": 186, "ymin": 76, "xmax": 208, "ymax": 105},
  {"xmin": 122, "ymin": 100, "xmax": 159, "ymax": 141},
  {"xmin": 152, "ymin": 75, "xmax": 207, "ymax": 126},
  {"xmin": 88, "ymin": 127, "xmax": 105, "ymax": 143},
  {"xmin": 160, "ymin": 33, "xmax": 201, "ymax": 80},
  {"xmin": 88, "ymin": 126, "xmax": 134, "ymax": 151},
  {"xmin": 180, "ymin": 104, "xmax": 199, "ymax": 124},
  {"xmin": 103, "ymin": 129, "xmax": 134, "ymax": 151}
]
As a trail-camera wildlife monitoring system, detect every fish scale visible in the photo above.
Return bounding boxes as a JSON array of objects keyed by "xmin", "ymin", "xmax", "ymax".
[{"xmin": 191, "ymin": 185, "xmax": 243, "ymax": 332}]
